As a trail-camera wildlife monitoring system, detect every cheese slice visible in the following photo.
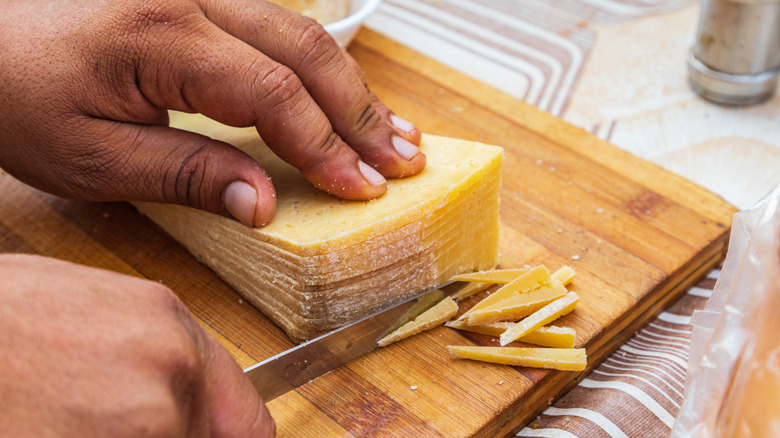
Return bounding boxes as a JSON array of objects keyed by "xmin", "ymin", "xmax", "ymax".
[
  {"xmin": 449, "ymin": 269, "xmax": 529, "ymax": 284},
  {"xmin": 457, "ymin": 265, "xmax": 550, "ymax": 321},
  {"xmin": 551, "ymin": 266, "xmax": 576, "ymax": 286},
  {"xmin": 467, "ymin": 280, "xmax": 567, "ymax": 324},
  {"xmin": 135, "ymin": 112, "xmax": 503, "ymax": 342},
  {"xmin": 378, "ymin": 297, "xmax": 459, "ymax": 347},
  {"xmin": 451, "ymin": 282, "xmax": 493, "ymax": 302},
  {"xmin": 447, "ymin": 346, "xmax": 587, "ymax": 371},
  {"xmin": 445, "ymin": 321, "xmax": 576, "ymax": 348},
  {"xmin": 500, "ymin": 292, "xmax": 580, "ymax": 346}
]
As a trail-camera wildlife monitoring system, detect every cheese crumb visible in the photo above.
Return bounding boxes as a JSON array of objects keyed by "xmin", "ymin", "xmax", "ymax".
[
  {"xmin": 410, "ymin": 385, "xmax": 418, "ymax": 390},
  {"xmin": 571, "ymin": 255, "xmax": 580, "ymax": 260}
]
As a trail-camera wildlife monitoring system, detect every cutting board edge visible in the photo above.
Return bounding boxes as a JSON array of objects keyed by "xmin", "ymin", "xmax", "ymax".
[{"xmin": 477, "ymin": 228, "xmax": 730, "ymax": 438}]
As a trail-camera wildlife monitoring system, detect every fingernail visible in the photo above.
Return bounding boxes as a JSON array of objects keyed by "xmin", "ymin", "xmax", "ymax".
[
  {"xmin": 391, "ymin": 114, "xmax": 416, "ymax": 133},
  {"xmin": 223, "ymin": 181, "xmax": 258, "ymax": 227},
  {"xmin": 392, "ymin": 135, "xmax": 421, "ymax": 160},
  {"xmin": 358, "ymin": 161, "xmax": 386, "ymax": 186}
]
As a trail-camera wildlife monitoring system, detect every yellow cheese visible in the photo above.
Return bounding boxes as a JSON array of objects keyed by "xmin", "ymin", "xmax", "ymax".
[
  {"xmin": 378, "ymin": 297, "xmax": 459, "ymax": 347},
  {"xmin": 500, "ymin": 292, "xmax": 580, "ymax": 346},
  {"xmin": 551, "ymin": 265, "xmax": 576, "ymax": 286},
  {"xmin": 446, "ymin": 319, "xmax": 511, "ymax": 337},
  {"xmin": 135, "ymin": 112, "xmax": 503, "ymax": 342},
  {"xmin": 449, "ymin": 269, "xmax": 529, "ymax": 284},
  {"xmin": 467, "ymin": 280, "xmax": 567, "ymax": 324},
  {"xmin": 447, "ymin": 346, "xmax": 587, "ymax": 371},
  {"xmin": 457, "ymin": 265, "xmax": 550, "ymax": 321},
  {"xmin": 450, "ymin": 282, "xmax": 493, "ymax": 302},
  {"xmin": 383, "ymin": 289, "xmax": 444, "ymax": 336},
  {"xmin": 445, "ymin": 321, "xmax": 576, "ymax": 348},
  {"xmin": 519, "ymin": 326, "xmax": 577, "ymax": 348}
]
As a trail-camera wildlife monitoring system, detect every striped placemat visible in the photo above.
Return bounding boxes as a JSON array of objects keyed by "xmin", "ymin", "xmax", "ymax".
[{"xmin": 515, "ymin": 269, "xmax": 717, "ymax": 437}]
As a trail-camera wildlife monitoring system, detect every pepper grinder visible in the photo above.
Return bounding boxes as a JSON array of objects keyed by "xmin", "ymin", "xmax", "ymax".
[{"xmin": 688, "ymin": 0, "xmax": 780, "ymax": 105}]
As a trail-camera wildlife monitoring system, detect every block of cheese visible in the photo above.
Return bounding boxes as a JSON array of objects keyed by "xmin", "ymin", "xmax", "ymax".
[{"xmin": 134, "ymin": 112, "xmax": 503, "ymax": 342}]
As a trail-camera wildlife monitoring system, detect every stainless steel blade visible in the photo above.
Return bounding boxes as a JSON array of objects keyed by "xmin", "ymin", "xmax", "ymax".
[{"xmin": 243, "ymin": 282, "xmax": 458, "ymax": 401}]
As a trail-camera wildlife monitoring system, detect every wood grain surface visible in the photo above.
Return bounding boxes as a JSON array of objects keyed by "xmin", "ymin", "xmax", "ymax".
[{"xmin": 0, "ymin": 28, "xmax": 737, "ymax": 437}]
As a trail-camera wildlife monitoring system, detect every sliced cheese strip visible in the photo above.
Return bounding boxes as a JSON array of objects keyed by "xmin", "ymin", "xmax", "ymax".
[
  {"xmin": 457, "ymin": 265, "xmax": 549, "ymax": 321},
  {"xmin": 521, "ymin": 326, "xmax": 577, "ymax": 348},
  {"xmin": 385, "ymin": 289, "xmax": 444, "ymax": 335},
  {"xmin": 451, "ymin": 282, "xmax": 493, "ymax": 302},
  {"xmin": 551, "ymin": 265, "xmax": 576, "ymax": 286},
  {"xmin": 445, "ymin": 321, "xmax": 576, "ymax": 348},
  {"xmin": 449, "ymin": 268, "xmax": 529, "ymax": 284},
  {"xmin": 448, "ymin": 346, "xmax": 587, "ymax": 371},
  {"xmin": 467, "ymin": 280, "xmax": 567, "ymax": 324},
  {"xmin": 446, "ymin": 319, "xmax": 512, "ymax": 337},
  {"xmin": 377, "ymin": 297, "xmax": 459, "ymax": 347},
  {"xmin": 500, "ymin": 292, "xmax": 580, "ymax": 346}
]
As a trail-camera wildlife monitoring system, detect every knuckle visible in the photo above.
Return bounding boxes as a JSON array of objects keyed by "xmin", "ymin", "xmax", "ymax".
[
  {"xmin": 56, "ymin": 129, "xmax": 137, "ymax": 200},
  {"xmin": 294, "ymin": 21, "xmax": 341, "ymax": 69},
  {"xmin": 130, "ymin": 0, "xmax": 203, "ymax": 32},
  {"xmin": 256, "ymin": 64, "xmax": 306, "ymax": 114},
  {"xmin": 160, "ymin": 144, "xmax": 217, "ymax": 209},
  {"xmin": 302, "ymin": 132, "xmax": 343, "ymax": 174},
  {"xmin": 352, "ymin": 103, "xmax": 383, "ymax": 134}
]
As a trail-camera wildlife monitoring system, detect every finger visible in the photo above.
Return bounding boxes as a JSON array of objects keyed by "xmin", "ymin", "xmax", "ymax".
[
  {"xmin": 134, "ymin": 10, "xmax": 388, "ymax": 200},
  {"xmin": 199, "ymin": 334, "xmax": 275, "ymax": 438},
  {"xmin": 194, "ymin": 0, "xmax": 426, "ymax": 178},
  {"xmin": 341, "ymin": 48, "xmax": 423, "ymax": 146},
  {"xmin": 165, "ymin": 291, "xmax": 274, "ymax": 438},
  {"xmin": 59, "ymin": 120, "xmax": 277, "ymax": 228}
]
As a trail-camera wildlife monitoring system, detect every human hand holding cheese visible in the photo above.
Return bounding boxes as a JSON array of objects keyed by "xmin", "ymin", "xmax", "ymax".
[{"xmin": 0, "ymin": 0, "xmax": 424, "ymax": 228}]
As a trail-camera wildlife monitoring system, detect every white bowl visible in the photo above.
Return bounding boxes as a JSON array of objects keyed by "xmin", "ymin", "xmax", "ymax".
[{"xmin": 324, "ymin": 0, "xmax": 382, "ymax": 47}]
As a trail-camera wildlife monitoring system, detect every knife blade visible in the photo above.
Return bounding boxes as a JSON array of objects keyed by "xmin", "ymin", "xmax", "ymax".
[{"xmin": 243, "ymin": 282, "xmax": 460, "ymax": 401}]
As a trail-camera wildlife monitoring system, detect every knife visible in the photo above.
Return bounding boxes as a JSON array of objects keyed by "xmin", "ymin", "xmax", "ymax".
[{"xmin": 243, "ymin": 282, "xmax": 460, "ymax": 401}]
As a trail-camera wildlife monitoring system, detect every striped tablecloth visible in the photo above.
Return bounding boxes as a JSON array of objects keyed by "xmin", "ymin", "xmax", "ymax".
[{"xmin": 364, "ymin": 0, "xmax": 780, "ymax": 435}]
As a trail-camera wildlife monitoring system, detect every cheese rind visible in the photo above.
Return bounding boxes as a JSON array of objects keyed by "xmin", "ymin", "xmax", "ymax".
[
  {"xmin": 447, "ymin": 346, "xmax": 587, "ymax": 371},
  {"xmin": 378, "ymin": 297, "xmax": 459, "ymax": 347},
  {"xmin": 500, "ymin": 292, "xmax": 580, "ymax": 346},
  {"xmin": 135, "ymin": 113, "xmax": 503, "ymax": 342}
]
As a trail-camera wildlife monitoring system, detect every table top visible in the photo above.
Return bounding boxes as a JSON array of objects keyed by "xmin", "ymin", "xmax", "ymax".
[{"xmin": 362, "ymin": 1, "xmax": 780, "ymax": 436}]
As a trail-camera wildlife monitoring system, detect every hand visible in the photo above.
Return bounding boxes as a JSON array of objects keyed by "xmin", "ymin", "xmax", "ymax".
[
  {"xmin": 0, "ymin": 0, "xmax": 425, "ymax": 227},
  {"xmin": 0, "ymin": 254, "xmax": 274, "ymax": 437}
]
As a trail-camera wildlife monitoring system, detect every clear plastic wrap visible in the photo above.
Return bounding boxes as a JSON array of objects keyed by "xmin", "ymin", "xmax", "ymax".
[{"xmin": 672, "ymin": 184, "xmax": 780, "ymax": 437}]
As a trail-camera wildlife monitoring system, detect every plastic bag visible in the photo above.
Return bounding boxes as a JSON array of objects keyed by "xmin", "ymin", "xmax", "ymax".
[{"xmin": 672, "ymin": 184, "xmax": 780, "ymax": 437}]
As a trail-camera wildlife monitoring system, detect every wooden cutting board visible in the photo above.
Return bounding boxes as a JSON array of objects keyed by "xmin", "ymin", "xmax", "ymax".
[{"xmin": 0, "ymin": 28, "xmax": 736, "ymax": 437}]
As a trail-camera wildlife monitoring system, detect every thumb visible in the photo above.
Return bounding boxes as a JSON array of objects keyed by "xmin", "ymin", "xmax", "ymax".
[
  {"xmin": 200, "ymin": 334, "xmax": 276, "ymax": 438},
  {"xmin": 74, "ymin": 121, "xmax": 276, "ymax": 227}
]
